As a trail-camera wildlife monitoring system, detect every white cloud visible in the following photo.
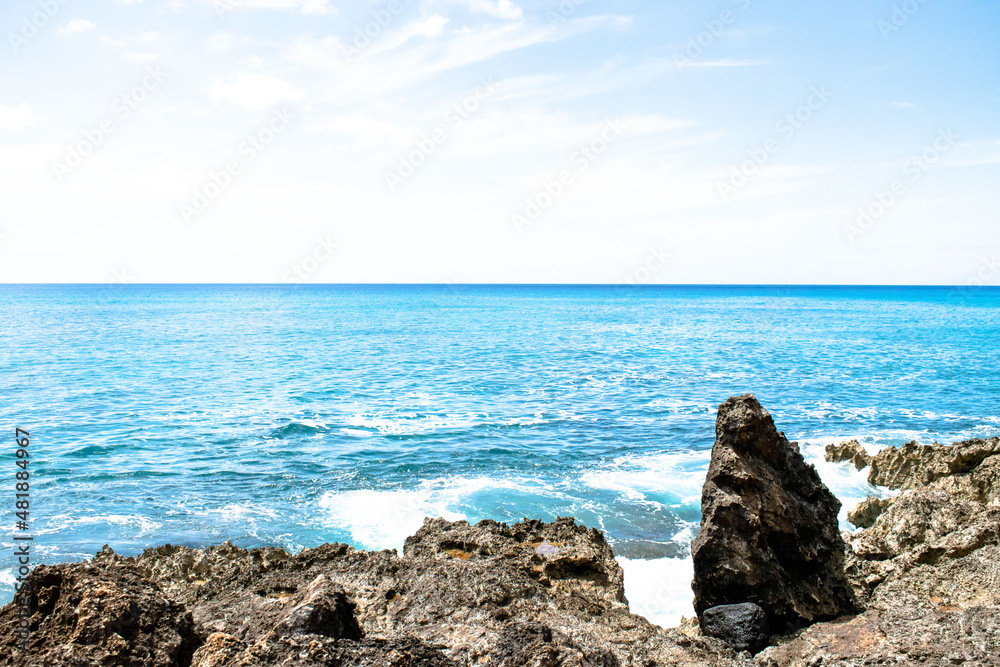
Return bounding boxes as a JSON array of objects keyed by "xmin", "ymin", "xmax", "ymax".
[
  {"xmin": 124, "ymin": 52, "xmax": 159, "ymax": 62},
  {"xmin": 57, "ymin": 19, "xmax": 97, "ymax": 35},
  {"xmin": 455, "ymin": 0, "xmax": 523, "ymax": 20},
  {"xmin": 100, "ymin": 35, "xmax": 128, "ymax": 48},
  {"xmin": 207, "ymin": 31, "xmax": 238, "ymax": 52},
  {"xmin": 0, "ymin": 144, "xmax": 62, "ymax": 171},
  {"xmin": 211, "ymin": 73, "xmax": 306, "ymax": 110},
  {"xmin": 373, "ymin": 15, "xmax": 450, "ymax": 53},
  {"xmin": 947, "ymin": 140, "xmax": 1000, "ymax": 168},
  {"xmin": 0, "ymin": 105, "xmax": 37, "ymax": 132},
  {"xmin": 322, "ymin": 114, "xmax": 418, "ymax": 149}
]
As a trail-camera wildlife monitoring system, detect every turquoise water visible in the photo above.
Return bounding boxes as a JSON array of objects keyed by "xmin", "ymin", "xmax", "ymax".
[{"xmin": 2, "ymin": 285, "xmax": 999, "ymax": 615}]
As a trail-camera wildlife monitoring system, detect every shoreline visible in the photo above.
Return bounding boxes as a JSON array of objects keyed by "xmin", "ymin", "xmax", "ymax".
[
  {"xmin": 2, "ymin": 401, "xmax": 997, "ymax": 665},
  {"xmin": 0, "ymin": 436, "xmax": 890, "ymax": 627}
]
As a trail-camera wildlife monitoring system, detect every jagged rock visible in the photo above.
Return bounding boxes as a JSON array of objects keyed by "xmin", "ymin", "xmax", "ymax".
[
  {"xmin": 834, "ymin": 434, "xmax": 1000, "ymax": 666},
  {"xmin": 845, "ymin": 467, "xmax": 1000, "ymax": 611},
  {"xmin": 691, "ymin": 394, "xmax": 856, "ymax": 631},
  {"xmin": 271, "ymin": 574, "xmax": 362, "ymax": 639},
  {"xmin": 0, "ymin": 559, "xmax": 200, "ymax": 667},
  {"xmin": 825, "ymin": 439, "xmax": 872, "ymax": 470},
  {"xmin": 191, "ymin": 633, "xmax": 456, "ymax": 666},
  {"xmin": 847, "ymin": 496, "xmax": 894, "ymax": 529},
  {"xmin": 403, "ymin": 517, "xmax": 626, "ymax": 608},
  {"xmin": 700, "ymin": 603, "xmax": 768, "ymax": 654},
  {"xmin": 867, "ymin": 437, "xmax": 1000, "ymax": 500},
  {"xmin": 1, "ymin": 518, "xmax": 754, "ymax": 667},
  {"xmin": 756, "ymin": 606, "xmax": 1000, "ymax": 667}
]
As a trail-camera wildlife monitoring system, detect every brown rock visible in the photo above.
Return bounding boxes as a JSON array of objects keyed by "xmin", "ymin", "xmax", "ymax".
[
  {"xmin": 1, "ymin": 518, "xmax": 755, "ymax": 667},
  {"xmin": 825, "ymin": 439, "xmax": 872, "ymax": 470},
  {"xmin": 0, "ymin": 558, "xmax": 200, "ymax": 667},
  {"xmin": 691, "ymin": 394, "xmax": 856, "ymax": 631},
  {"xmin": 756, "ymin": 607, "xmax": 1000, "ymax": 667},
  {"xmin": 846, "ymin": 496, "xmax": 894, "ymax": 529},
  {"xmin": 867, "ymin": 437, "xmax": 1000, "ymax": 500},
  {"xmin": 845, "ymin": 487, "xmax": 1000, "ymax": 611}
]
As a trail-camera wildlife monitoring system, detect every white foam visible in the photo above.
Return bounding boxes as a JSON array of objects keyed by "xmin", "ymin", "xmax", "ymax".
[
  {"xmin": 581, "ymin": 450, "xmax": 710, "ymax": 506},
  {"xmin": 345, "ymin": 413, "xmax": 480, "ymax": 435},
  {"xmin": 198, "ymin": 503, "xmax": 281, "ymax": 522},
  {"xmin": 800, "ymin": 440, "xmax": 898, "ymax": 530},
  {"xmin": 318, "ymin": 476, "xmax": 541, "ymax": 552},
  {"xmin": 610, "ymin": 439, "xmax": 897, "ymax": 630},
  {"xmin": 618, "ymin": 556, "xmax": 694, "ymax": 629}
]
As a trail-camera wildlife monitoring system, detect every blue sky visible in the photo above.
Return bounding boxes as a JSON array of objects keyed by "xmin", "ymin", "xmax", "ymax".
[{"xmin": 0, "ymin": 0, "xmax": 997, "ymax": 283}]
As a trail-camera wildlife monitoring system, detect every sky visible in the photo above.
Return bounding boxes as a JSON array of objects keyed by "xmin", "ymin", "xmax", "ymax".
[{"xmin": 0, "ymin": 0, "xmax": 998, "ymax": 284}]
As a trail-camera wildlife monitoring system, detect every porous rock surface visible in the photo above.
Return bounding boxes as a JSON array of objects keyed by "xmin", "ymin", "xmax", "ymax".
[
  {"xmin": 846, "ymin": 496, "xmax": 894, "ymax": 529},
  {"xmin": 1, "ymin": 518, "xmax": 752, "ymax": 667},
  {"xmin": 691, "ymin": 394, "xmax": 856, "ymax": 630},
  {"xmin": 825, "ymin": 439, "xmax": 872, "ymax": 471},
  {"xmin": 845, "ymin": 438, "xmax": 1000, "ymax": 614},
  {"xmin": 0, "ymin": 557, "xmax": 200, "ymax": 666},
  {"xmin": 759, "ymin": 434, "xmax": 1000, "ymax": 666},
  {"xmin": 867, "ymin": 437, "xmax": 1000, "ymax": 501},
  {"xmin": 700, "ymin": 603, "xmax": 768, "ymax": 654}
]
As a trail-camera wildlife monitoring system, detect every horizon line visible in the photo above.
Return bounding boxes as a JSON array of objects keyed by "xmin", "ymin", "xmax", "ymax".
[{"xmin": 0, "ymin": 283, "xmax": 995, "ymax": 289}]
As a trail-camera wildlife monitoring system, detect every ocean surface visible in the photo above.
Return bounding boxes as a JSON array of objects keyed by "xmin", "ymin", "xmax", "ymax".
[{"xmin": 2, "ymin": 284, "xmax": 999, "ymax": 625}]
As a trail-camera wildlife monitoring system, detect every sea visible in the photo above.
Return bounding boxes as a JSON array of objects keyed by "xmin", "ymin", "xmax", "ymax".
[{"xmin": 2, "ymin": 284, "xmax": 999, "ymax": 626}]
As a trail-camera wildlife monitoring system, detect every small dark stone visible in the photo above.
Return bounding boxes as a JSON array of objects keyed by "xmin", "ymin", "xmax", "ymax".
[{"xmin": 700, "ymin": 602, "xmax": 769, "ymax": 653}]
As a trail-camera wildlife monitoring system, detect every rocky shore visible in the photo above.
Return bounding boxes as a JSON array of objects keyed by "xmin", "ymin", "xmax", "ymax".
[{"xmin": 2, "ymin": 396, "xmax": 998, "ymax": 666}]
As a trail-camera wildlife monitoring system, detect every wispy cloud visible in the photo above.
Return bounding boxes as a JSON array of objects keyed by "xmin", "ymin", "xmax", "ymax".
[
  {"xmin": 211, "ymin": 73, "xmax": 306, "ymax": 110},
  {"xmin": 451, "ymin": 0, "xmax": 523, "ymax": 21},
  {"xmin": 947, "ymin": 140, "xmax": 1000, "ymax": 168},
  {"xmin": 57, "ymin": 19, "xmax": 97, "ymax": 35},
  {"xmin": 0, "ymin": 105, "xmax": 38, "ymax": 132},
  {"xmin": 206, "ymin": 0, "xmax": 337, "ymax": 15}
]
